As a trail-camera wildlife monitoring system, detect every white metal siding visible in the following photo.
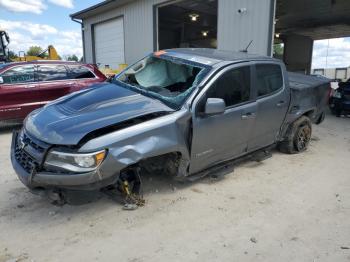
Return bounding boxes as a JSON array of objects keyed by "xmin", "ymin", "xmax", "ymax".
[
  {"xmin": 83, "ymin": 0, "xmax": 167, "ymax": 65},
  {"xmin": 218, "ymin": 0, "xmax": 275, "ymax": 55},
  {"xmin": 82, "ymin": 0, "xmax": 275, "ymax": 64},
  {"xmin": 335, "ymin": 68, "xmax": 347, "ymax": 80},
  {"xmin": 94, "ymin": 17, "xmax": 125, "ymax": 68}
]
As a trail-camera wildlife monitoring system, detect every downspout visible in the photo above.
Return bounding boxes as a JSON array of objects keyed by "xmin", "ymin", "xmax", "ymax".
[
  {"xmin": 267, "ymin": 0, "xmax": 276, "ymax": 57},
  {"xmin": 71, "ymin": 17, "xmax": 86, "ymax": 63}
]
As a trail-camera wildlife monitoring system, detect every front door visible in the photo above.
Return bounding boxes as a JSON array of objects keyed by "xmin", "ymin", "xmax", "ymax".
[
  {"xmin": 190, "ymin": 64, "xmax": 257, "ymax": 174},
  {"xmin": 248, "ymin": 63, "xmax": 290, "ymax": 151},
  {"xmin": 0, "ymin": 64, "xmax": 41, "ymax": 120}
]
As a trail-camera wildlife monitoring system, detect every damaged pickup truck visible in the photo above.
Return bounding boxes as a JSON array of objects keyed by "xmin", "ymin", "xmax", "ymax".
[{"xmin": 11, "ymin": 48, "xmax": 330, "ymax": 205}]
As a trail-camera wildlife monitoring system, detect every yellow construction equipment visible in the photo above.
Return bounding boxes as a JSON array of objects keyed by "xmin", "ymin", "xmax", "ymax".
[
  {"xmin": 13, "ymin": 45, "xmax": 60, "ymax": 62},
  {"xmin": 0, "ymin": 28, "xmax": 60, "ymax": 62},
  {"xmin": 0, "ymin": 29, "xmax": 10, "ymax": 62}
]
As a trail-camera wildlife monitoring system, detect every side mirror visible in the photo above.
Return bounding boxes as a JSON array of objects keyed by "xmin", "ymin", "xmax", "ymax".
[
  {"xmin": 0, "ymin": 76, "xmax": 3, "ymax": 84},
  {"xmin": 205, "ymin": 98, "xmax": 225, "ymax": 115}
]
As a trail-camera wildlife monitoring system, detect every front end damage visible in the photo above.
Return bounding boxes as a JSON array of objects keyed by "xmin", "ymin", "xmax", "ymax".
[
  {"xmin": 11, "ymin": 109, "xmax": 193, "ymax": 206},
  {"xmin": 10, "ymin": 51, "xmax": 210, "ymax": 206}
]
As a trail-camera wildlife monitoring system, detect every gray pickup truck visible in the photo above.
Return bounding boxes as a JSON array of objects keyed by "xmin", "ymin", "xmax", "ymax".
[{"xmin": 11, "ymin": 48, "xmax": 330, "ymax": 204}]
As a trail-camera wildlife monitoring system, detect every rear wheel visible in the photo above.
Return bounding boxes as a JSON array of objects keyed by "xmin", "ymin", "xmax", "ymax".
[{"xmin": 278, "ymin": 116, "xmax": 312, "ymax": 154}]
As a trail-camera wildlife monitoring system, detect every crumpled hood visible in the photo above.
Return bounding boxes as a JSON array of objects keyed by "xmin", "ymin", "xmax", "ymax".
[{"xmin": 25, "ymin": 83, "xmax": 173, "ymax": 145}]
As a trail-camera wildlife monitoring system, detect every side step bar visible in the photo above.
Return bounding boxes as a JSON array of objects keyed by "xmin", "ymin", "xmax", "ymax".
[{"xmin": 185, "ymin": 146, "xmax": 274, "ymax": 182}]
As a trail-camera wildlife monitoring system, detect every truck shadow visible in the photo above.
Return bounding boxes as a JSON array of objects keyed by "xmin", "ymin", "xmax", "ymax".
[
  {"xmin": 1, "ymin": 161, "xmax": 235, "ymax": 216},
  {"xmin": 0, "ymin": 169, "xmax": 232, "ymax": 226}
]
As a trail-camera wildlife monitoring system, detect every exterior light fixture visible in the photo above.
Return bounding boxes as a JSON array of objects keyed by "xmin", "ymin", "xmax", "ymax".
[
  {"xmin": 202, "ymin": 31, "xmax": 209, "ymax": 37},
  {"xmin": 189, "ymin": 14, "xmax": 199, "ymax": 21},
  {"xmin": 237, "ymin": 8, "xmax": 247, "ymax": 14}
]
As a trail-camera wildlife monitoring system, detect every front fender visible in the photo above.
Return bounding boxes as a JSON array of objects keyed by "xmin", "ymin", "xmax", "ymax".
[{"xmin": 79, "ymin": 110, "xmax": 192, "ymax": 176}]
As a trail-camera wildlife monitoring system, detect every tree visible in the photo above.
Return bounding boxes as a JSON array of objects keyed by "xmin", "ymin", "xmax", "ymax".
[
  {"xmin": 273, "ymin": 44, "xmax": 284, "ymax": 56},
  {"xmin": 27, "ymin": 46, "xmax": 43, "ymax": 56},
  {"xmin": 8, "ymin": 50, "xmax": 18, "ymax": 59},
  {"xmin": 67, "ymin": 54, "xmax": 79, "ymax": 62}
]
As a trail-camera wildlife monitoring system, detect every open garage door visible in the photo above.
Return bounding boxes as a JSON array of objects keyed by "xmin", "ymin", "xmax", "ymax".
[
  {"xmin": 156, "ymin": 0, "xmax": 218, "ymax": 50},
  {"xmin": 94, "ymin": 17, "xmax": 125, "ymax": 69},
  {"xmin": 274, "ymin": 0, "xmax": 350, "ymax": 74}
]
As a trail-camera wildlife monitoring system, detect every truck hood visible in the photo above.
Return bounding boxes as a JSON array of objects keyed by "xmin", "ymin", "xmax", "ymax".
[{"xmin": 25, "ymin": 83, "xmax": 174, "ymax": 145}]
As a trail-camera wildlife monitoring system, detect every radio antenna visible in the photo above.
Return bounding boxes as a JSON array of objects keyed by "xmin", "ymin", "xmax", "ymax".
[{"xmin": 240, "ymin": 40, "xmax": 253, "ymax": 53}]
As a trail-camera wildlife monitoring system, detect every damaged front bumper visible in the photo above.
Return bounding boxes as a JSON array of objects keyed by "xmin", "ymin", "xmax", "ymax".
[{"xmin": 10, "ymin": 131, "xmax": 120, "ymax": 191}]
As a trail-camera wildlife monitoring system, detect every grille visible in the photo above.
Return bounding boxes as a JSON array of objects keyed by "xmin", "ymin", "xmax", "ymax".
[
  {"xmin": 14, "ymin": 132, "xmax": 47, "ymax": 174},
  {"xmin": 14, "ymin": 145, "xmax": 39, "ymax": 173}
]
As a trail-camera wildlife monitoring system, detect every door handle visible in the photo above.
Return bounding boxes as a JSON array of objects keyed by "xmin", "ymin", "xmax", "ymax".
[
  {"xmin": 276, "ymin": 101, "xmax": 285, "ymax": 107},
  {"xmin": 24, "ymin": 85, "xmax": 36, "ymax": 89},
  {"xmin": 241, "ymin": 112, "xmax": 256, "ymax": 120}
]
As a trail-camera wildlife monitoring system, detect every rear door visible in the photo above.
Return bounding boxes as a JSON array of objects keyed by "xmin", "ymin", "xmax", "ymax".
[
  {"xmin": 37, "ymin": 64, "xmax": 76, "ymax": 101},
  {"xmin": 68, "ymin": 65, "xmax": 100, "ymax": 89},
  {"xmin": 248, "ymin": 63, "xmax": 289, "ymax": 151},
  {"xmin": 190, "ymin": 64, "xmax": 257, "ymax": 174},
  {"xmin": 0, "ymin": 64, "xmax": 41, "ymax": 120}
]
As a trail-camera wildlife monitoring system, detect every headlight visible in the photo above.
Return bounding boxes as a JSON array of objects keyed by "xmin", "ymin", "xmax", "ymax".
[{"xmin": 45, "ymin": 149, "xmax": 106, "ymax": 172}]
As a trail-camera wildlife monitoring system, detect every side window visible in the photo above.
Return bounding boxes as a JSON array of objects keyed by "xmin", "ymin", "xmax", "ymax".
[
  {"xmin": 69, "ymin": 66, "xmax": 95, "ymax": 79},
  {"xmin": 1, "ymin": 65, "xmax": 35, "ymax": 84},
  {"xmin": 256, "ymin": 64, "xmax": 283, "ymax": 97},
  {"xmin": 206, "ymin": 66, "xmax": 251, "ymax": 107},
  {"xmin": 38, "ymin": 65, "xmax": 68, "ymax": 81}
]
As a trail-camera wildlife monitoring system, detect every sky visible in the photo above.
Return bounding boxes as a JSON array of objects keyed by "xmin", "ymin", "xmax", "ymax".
[
  {"xmin": 1, "ymin": 0, "xmax": 350, "ymax": 67},
  {"xmin": 312, "ymin": 38, "xmax": 350, "ymax": 69},
  {"xmin": 0, "ymin": 0, "xmax": 101, "ymax": 59}
]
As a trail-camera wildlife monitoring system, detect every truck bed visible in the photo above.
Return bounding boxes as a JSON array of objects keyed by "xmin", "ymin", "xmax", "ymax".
[{"xmin": 288, "ymin": 72, "xmax": 331, "ymax": 123}]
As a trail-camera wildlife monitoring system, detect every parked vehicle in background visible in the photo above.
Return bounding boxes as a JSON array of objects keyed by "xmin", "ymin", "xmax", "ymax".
[
  {"xmin": 329, "ymin": 78, "xmax": 350, "ymax": 116},
  {"xmin": 0, "ymin": 61, "xmax": 107, "ymax": 122},
  {"xmin": 10, "ymin": 48, "xmax": 330, "ymax": 205}
]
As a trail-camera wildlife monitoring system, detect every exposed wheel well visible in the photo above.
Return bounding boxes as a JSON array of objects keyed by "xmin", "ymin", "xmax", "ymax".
[
  {"xmin": 123, "ymin": 152, "xmax": 182, "ymax": 177},
  {"xmin": 303, "ymin": 109, "xmax": 315, "ymax": 118}
]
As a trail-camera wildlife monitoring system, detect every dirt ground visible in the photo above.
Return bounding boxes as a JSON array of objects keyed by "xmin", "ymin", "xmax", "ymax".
[{"xmin": 0, "ymin": 113, "xmax": 349, "ymax": 262}]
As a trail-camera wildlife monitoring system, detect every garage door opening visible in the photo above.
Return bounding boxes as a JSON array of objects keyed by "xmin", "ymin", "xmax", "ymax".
[
  {"xmin": 156, "ymin": 0, "xmax": 218, "ymax": 50},
  {"xmin": 274, "ymin": 0, "xmax": 350, "ymax": 74}
]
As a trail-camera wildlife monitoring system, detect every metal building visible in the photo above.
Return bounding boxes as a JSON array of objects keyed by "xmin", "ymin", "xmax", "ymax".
[{"xmin": 71, "ymin": 0, "xmax": 350, "ymax": 74}]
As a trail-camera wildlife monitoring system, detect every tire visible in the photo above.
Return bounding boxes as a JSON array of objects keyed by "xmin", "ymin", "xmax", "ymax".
[{"xmin": 278, "ymin": 116, "xmax": 312, "ymax": 154}]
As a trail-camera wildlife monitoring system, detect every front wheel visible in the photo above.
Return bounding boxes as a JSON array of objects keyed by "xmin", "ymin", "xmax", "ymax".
[{"xmin": 278, "ymin": 116, "xmax": 312, "ymax": 154}]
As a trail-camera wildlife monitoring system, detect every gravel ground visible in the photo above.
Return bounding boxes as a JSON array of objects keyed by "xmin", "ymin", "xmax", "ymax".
[{"xmin": 0, "ymin": 113, "xmax": 349, "ymax": 262}]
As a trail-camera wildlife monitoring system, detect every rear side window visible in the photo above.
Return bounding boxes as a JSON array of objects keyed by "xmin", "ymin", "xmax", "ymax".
[
  {"xmin": 1, "ymin": 65, "xmax": 35, "ymax": 84},
  {"xmin": 256, "ymin": 64, "xmax": 283, "ymax": 97},
  {"xmin": 69, "ymin": 66, "xmax": 95, "ymax": 79},
  {"xmin": 38, "ymin": 65, "xmax": 68, "ymax": 81},
  {"xmin": 206, "ymin": 66, "xmax": 251, "ymax": 107}
]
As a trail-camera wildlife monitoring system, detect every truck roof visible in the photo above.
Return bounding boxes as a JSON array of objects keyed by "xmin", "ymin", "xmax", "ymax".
[{"xmin": 164, "ymin": 48, "xmax": 279, "ymax": 66}]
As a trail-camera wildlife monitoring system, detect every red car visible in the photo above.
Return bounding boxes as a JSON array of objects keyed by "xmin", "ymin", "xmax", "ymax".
[{"xmin": 0, "ymin": 61, "xmax": 106, "ymax": 121}]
